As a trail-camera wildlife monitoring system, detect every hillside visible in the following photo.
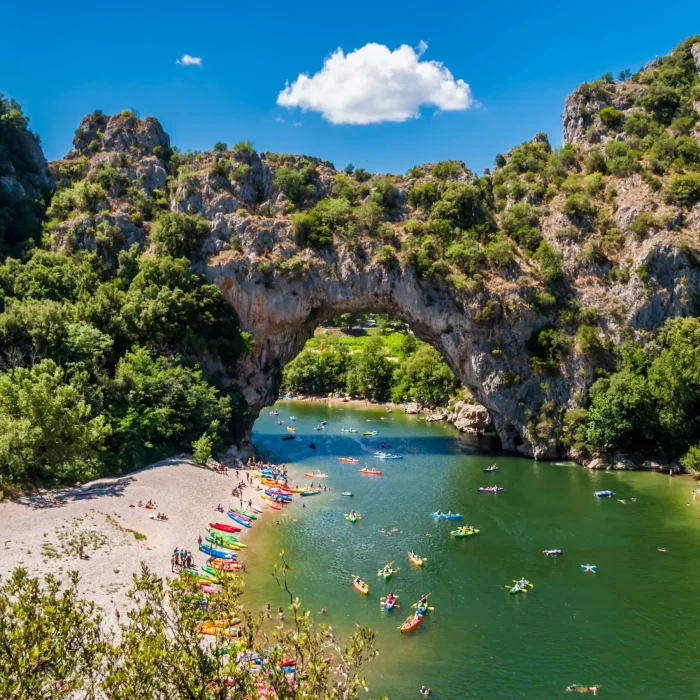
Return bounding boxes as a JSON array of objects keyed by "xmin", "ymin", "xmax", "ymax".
[{"xmin": 1, "ymin": 37, "xmax": 700, "ymax": 489}]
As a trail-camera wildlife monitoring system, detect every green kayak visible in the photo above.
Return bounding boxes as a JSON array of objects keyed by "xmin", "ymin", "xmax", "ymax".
[
  {"xmin": 206, "ymin": 527, "xmax": 238, "ymax": 542},
  {"xmin": 205, "ymin": 536, "xmax": 241, "ymax": 551},
  {"xmin": 452, "ymin": 528, "xmax": 480, "ymax": 538},
  {"xmin": 230, "ymin": 507, "xmax": 257, "ymax": 520}
]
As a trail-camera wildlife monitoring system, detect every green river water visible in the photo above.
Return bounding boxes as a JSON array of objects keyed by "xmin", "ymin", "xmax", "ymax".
[{"xmin": 244, "ymin": 401, "xmax": 700, "ymax": 699}]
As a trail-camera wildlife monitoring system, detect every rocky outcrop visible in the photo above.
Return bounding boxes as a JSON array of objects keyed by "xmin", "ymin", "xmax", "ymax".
[
  {"xmin": 447, "ymin": 402, "xmax": 493, "ymax": 434},
  {"xmin": 36, "ymin": 36, "xmax": 700, "ymax": 460},
  {"xmin": 403, "ymin": 403, "xmax": 421, "ymax": 415}
]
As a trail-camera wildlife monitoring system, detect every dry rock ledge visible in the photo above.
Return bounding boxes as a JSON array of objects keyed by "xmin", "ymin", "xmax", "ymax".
[{"xmin": 44, "ymin": 40, "xmax": 700, "ymax": 460}]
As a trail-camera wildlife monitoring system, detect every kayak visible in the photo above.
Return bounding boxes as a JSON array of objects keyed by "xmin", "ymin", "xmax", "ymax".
[
  {"xmin": 251, "ymin": 504, "xmax": 263, "ymax": 514},
  {"xmin": 345, "ymin": 513, "xmax": 361, "ymax": 523},
  {"xmin": 543, "ymin": 549, "xmax": 562, "ymax": 556},
  {"xmin": 202, "ymin": 566, "xmax": 234, "ymax": 578},
  {"xmin": 300, "ymin": 489, "xmax": 321, "ymax": 496},
  {"xmin": 206, "ymin": 527, "xmax": 238, "ymax": 542},
  {"xmin": 233, "ymin": 508, "xmax": 257, "ymax": 519},
  {"xmin": 209, "ymin": 522, "xmax": 242, "ymax": 534},
  {"xmin": 594, "ymin": 490, "xmax": 614, "ymax": 497},
  {"xmin": 303, "ymin": 472, "xmax": 328, "ymax": 479},
  {"xmin": 340, "ymin": 429, "xmax": 358, "ymax": 433},
  {"xmin": 287, "ymin": 426, "xmax": 296, "ymax": 432},
  {"xmin": 408, "ymin": 551, "xmax": 425, "ymax": 566},
  {"xmin": 508, "ymin": 580, "xmax": 532, "ymax": 594},
  {"xmin": 415, "ymin": 603, "xmax": 429, "ymax": 616},
  {"xmin": 430, "ymin": 512, "xmax": 463, "ymax": 519},
  {"xmin": 385, "ymin": 597, "xmax": 397, "ymax": 612},
  {"xmin": 264, "ymin": 490, "xmax": 291, "ymax": 500},
  {"xmin": 379, "ymin": 566, "xmax": 393, "ymax": 580},
  {"xmin": 362, "ymin": 431, "xmax": 377, "ymax": 436},
  {"xmin": 341, "ymin": 491, "xmax": 354, "ymax": 497},
  {"xmin": 478, "ymin": 487, "xmax": 504, "ymax": 493},
  {"xmin": 375, "ymin": 453, "xmax": 403, "ymax": 460},
  {"xmin": 359, "ymin": 469, "xmax": 382, "ymax": 475},
  {"xmin": 339, "ymin": 458, "xmax": 360, "ymax": 463},
  {"xmin": 209, "ymin": 560, "xmax": 243, "ymax": 572},
  {"xmin": 227, "ymin": 511, "xmax": 252, "ymax": 528},
  {"xmin": 353, "ymin": 578, "xmax": 369, "ymax": 595},
  {"xmin": 282, "ymin": 435, "xmax": 295, "ymax": 441},
  {"xmin": 196, "ymin": 623, "xmax": 241, "ymax": 637},
  {"xmin": 399, "ymin": 614, "xmax": 423, "ymax": 633},
  {"xmin": 205, "ymin": 536, "xmax": 241, "ymax": 551},
  {"xmin": 452, "ymin": 528, "xmax": 480, "ymax": 537},
  {"xmin": 199, "ymin": 544, "xmax": 237, "ymax": 560},
  {"xmin": 484, "ymin": 465, "xmax": 499, "ymax": 472}
]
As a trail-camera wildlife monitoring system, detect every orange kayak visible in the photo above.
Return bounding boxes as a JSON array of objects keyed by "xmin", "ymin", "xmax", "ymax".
[
  {"xmin": 353, "ymin": 578, "xmax": 369, "ymax": 595},
  {"xmin": 359, "ymin": 469, "xmax": 382, "ymax": 475},
  {"xmin": 339, "ymin": 458, "xmax": 359, "ymax": 463},
  {"xmin": 400, "ymin": 614, "xmax": 424, "ymax": 633}
]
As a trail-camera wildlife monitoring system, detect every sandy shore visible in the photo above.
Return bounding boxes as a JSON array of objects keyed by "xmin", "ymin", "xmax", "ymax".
[{"xmin": 0, "ymin": 458, "xmax": 276, "ymax": 625}]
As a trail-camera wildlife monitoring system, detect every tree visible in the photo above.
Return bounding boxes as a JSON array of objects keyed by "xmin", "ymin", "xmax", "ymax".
[
  {"xmin": 150, "ymin": 212, "xmax": 209, "ymax": 260},
  {"xmin": 275, "ymin": 166, "xmax": 315, "ymax": 206},
  {"xmin": 391, "ymin": 345, "xmax": 458, "ymax": 405},
  {"xmin": 584, "ymin": 370, "xmax": 657, "ymax": 452},
  {"xmin": 0, "ymin": 559, "xmax": 381, "ymax": 699},
  {"xmin": 191, "ymin": 433, "xmax": 213, "ymax": 464},
  {"xmin": 0, "ymin": 569, "xmax": 106, "ymax": 699},
  {"xmin": 345, "ymin": 337, "xmax": 393, "ymax": 400},
  {"xmin": 0, "ymin": 360, "xmax": 111, "ymax": 486}
]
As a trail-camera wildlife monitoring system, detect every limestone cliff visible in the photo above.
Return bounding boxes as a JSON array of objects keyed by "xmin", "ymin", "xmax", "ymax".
[{"xmin": 41, "ymin": 37, "xmax": 700, "ymax": 459}]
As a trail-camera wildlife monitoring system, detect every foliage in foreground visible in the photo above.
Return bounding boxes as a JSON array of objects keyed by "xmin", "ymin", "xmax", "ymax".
[{"xmin": 0, "ymin": 556, "xmax": 381, "ymax": 700}]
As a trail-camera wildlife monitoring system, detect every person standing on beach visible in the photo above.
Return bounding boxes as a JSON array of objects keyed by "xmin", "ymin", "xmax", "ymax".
[
  {"xmin": 78, "ymin": 542, "xmax": 84, "ymax": 559},
  {"xmin": 171, "ymin": 553, "xmax": 176, "ymax": 572},
  {"xmin": 198, "ymin": 535, "xmax": 202, "ymax": 546},
  {"xmin": 115, "ymin": 609, "xmax": 120, "ymax": 625}
]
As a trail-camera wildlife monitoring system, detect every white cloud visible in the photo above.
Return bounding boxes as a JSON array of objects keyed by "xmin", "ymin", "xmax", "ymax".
[
  {"xmin": 275, "ymin": 116, "xmax": 285, "ymax": 122},
  {"xmin": 176, "ymin": 54, "xmax": 202, "ymax": 67},
  {"xmin": 276, "ymin": 41, "xmax": 472, "ymax": 125}
]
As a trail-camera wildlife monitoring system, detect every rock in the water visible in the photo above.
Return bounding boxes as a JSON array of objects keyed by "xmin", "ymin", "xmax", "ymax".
[
  {"xmin": 403, "ymin": 402, "xmax": 421, "ymax": 415},
  {"xmin": 448, "ymin": 402, "xmax": 492, "ymax": 434}
]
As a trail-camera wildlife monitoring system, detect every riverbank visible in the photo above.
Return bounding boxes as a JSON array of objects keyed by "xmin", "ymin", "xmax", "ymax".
[{"xmin": 0, "ymin": 457, "xmax": 276, "ymax": 623}]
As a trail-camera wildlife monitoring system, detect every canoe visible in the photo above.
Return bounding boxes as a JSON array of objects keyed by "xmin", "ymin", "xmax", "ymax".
[
  {"xmin": 376, "ymin": 454, "xmax": 402, "ymax": 460},
  {"xmin": 340, "ymin": 429, "xmax": 358, "ymax": 433},
  {"xmin": 385, "ymin": 597, "xmax": 397, "ymax": 612},
  {"xmin": 345, "ymin": 513, "xmax": 361, "ymax": 523},
  {"xmin": 380, "ymin": 568, "xmax": 393, "ymax": 580},
  {"xmin": 478, "ymin": 487, "xmax": 504, "ymax": 493},
  {"xmin": 430, "ymin": 512, "xmax": 462, "ymax": 519},
  {"xmin": 209, "ymin": 522, "xmax": 242, "ymax": 534},
  {"xmin": 303, "ymin": 473, "xmax": 328, "ymax": 479},
  {"xmin": 359, "ymin": 469, "xmax": 382, "ymax": 475},
  {"xmin": 484, "ymin": 466, "xmax": 499, "ymax": 472},
  {"xmin": 341, "ymin": 491, "xmax": 354, "ymax": 497},
  {"xmin": 282, "ymin": 435, "xmax": 295, "ymax": 441},
  {"xmin": 264, "ymin": 490, "xmax": 291, "ymax": 500},
  {"xmin": 408, "ymin": 552, "xmax": 425, "ymax": 566},
  {"xmin": 199, "ymin": 544, "xmax": 237, "ymax": 560},
  {"xmin": 353, "ymin": 579, "xmax": 369, "ymax": 595},
  {"xmin": 339, "ymin": 458, "xmax": 360, "ymax": 463},
  {"xmin": 400, "ymin": 614, "xmax": 423, "ymax": 633},
  {"xmin": 300, "ymin": 489, "xmax": 321, "ymax": 496},
  {"xmin": 287, "ymin": 426, "xmax": 296, "ymax": 432},
  {"xmin": 594, "ymin": 490, "xmax": 614, "ymax": 497},
  {"xmin": 362, "ymin": 431, "xmax": 377, "ymax": 436},
  {"xmin": 452, "ymin": 528, "xmax": 480, "ymax": 537},
  {"xmin": 227, "ymin": 512, "xmax": 252, "ymax": 528}
]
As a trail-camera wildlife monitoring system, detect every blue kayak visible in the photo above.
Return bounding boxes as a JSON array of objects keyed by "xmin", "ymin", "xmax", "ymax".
[
  {"xmin": 199, "ymin": 544, "xmax": 237, "ymax": 560},
  {"xmin": 227, "ymin": 511, "xmax": 252, "ymax": 528},
  {"xmin": 430, "ymin": 512, "xmax": 463, "ymax": 519},
  {"xmin": 385, "ymin": 598, "xmax": 397, "ymax": 612},
  {"xmin": 594, "ymin": 490, "xmax": 614, "ymax": 497}
]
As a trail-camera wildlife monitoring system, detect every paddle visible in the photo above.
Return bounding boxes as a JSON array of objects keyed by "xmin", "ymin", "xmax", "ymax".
[{"xmin": 411, "ymin": 604, "xmax": 435, "ymax": 611}]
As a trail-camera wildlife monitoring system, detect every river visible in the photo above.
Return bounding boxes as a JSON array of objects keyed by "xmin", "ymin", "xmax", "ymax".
[{"xmin": 244, "ymin": 400, "xmax": 700, "ymax": 699}]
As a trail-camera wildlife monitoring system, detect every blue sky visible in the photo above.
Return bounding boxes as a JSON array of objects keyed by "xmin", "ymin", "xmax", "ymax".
[{"xmin": 3, "ymin": 1, "xmax": 699, "ymax": 173}]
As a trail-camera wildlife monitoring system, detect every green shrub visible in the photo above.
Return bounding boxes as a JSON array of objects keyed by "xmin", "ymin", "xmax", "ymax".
[
  {"xmin": 534, "ymin": 241, "xmax": 564, "ymax": 287},
  {"xmin": 474, "ymin": 299, "xmax": 500, "ymax": 325},
  {"xmin": 563, "ymin": 193, "xmax": 596, "ymax": 219},
  {"xmin": 275, "ymin": 165, "xmax": 315, "ymax": 206},
  {"xmin": 680, "ymin": 444, "xmax": 700, "ymax": 473},
  {"xmin": 150, "ymin": 212, "xmax": 209, "ymax": 259},
  {"xmin": 575, "ymin": 324, "xmax": 603, "ymax": 356},
  {"xmin": 485, "ymin": 236, "xmax": 515, "ymax": 269},
  {"xmin": 665, "ymin": 173, "xmax": 700, "ymax": 204},
  {"xmin": 292, "ymin": 212, "xmax": 331, "ymax": 249},
  {"xmin": 628, "ymin": 212, "xmax": 659, "ymax": 239},
  {"xmin": 213, "ymin": 141, "xmax": 227, "ymax": 152},
  {"xmin": 598, "ymin": 106, "xmax": 624, "ymax": 128},
  {"xmin": 407, "ymin": 182, "xmax": 439, "ymax": 211},
  {"xmin": 528, "ymin": 326, "xmax": 570, "ymax": 373},
  {"xmin": 376, "ymin": 245, "xmax": 398, "ymax": 269},
  {"xmin": 232, "ymin": 141, "xmax": 254, "ymax": 156},
  {"xmin": 431, "ymin": 161, "xmax": 463, "ymax": 180},
  {"xmin": 445, "ymin": 240, "xmax": 485, "ymax": 275}
]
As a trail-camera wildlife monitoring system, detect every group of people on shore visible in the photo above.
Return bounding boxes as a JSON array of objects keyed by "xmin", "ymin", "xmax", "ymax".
[{"xmin": 171, "ymin": 547, "xmax": 194, "ymax": 571}]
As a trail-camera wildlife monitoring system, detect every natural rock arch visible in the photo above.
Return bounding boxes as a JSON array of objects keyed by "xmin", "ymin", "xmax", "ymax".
[{"xmin": 210, "ymin": 252, "xmax": 576, "ymax": 459}]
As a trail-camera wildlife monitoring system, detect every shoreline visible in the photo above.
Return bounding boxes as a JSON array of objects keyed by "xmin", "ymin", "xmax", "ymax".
[{"xmin": 0, "ymin": 456, "xmax": 281, "ymax": 626}]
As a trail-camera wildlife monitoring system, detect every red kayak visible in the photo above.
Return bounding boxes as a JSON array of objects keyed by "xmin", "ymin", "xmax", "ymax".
[{"xmin": 209, "ymin": 522, "xmax": 242, "ymax": 534}]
